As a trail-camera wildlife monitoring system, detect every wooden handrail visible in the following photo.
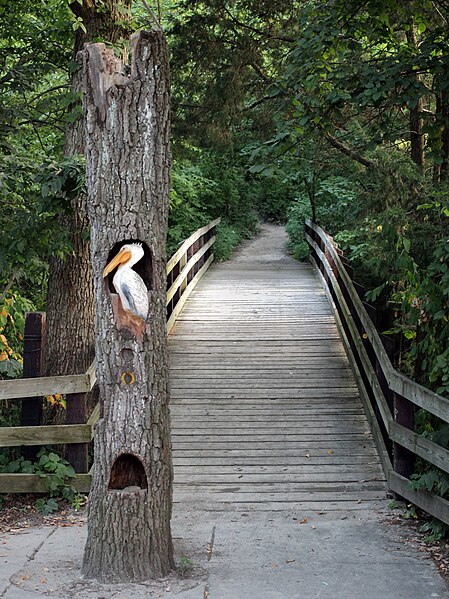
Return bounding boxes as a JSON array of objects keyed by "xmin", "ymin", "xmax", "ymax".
[
  {"xmin": 0, "ymin": 371, "xmax": 92, "ymax": 401},
  {"xmin": 305, "ymin": 220, "xmax": 449, "ymax": 419},
  {"xmin": 166, "ymin": 217, "xmax": 220, "ymax": 334},
  {"xmin": 166, "ymin": 236, "xmax": 215, "ymax": 305},
  {"xmin": 166, "ymin": 218, "xmax": 220, "ymax": 275},
  {"xmin": 305, "ymin": 218, "xmax": 449, "ymax": 525}
]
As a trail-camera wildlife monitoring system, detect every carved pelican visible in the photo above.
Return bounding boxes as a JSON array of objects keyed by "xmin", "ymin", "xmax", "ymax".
[{"xmin": 103, "ymin": 243, "xmax": 149, "ymax": 323}]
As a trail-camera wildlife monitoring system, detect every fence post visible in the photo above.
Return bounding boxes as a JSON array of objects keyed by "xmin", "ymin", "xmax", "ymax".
[
  {"xmin": 393, "ymin": 392, "xmax": 415, "ymax": 479},
  {"xmin": 66, "ymin": 392, "xmax": 88, "ymax": 473},
  {"xmin": 20, "ymin": 312, "xmax": 45, "ymax": 460}
]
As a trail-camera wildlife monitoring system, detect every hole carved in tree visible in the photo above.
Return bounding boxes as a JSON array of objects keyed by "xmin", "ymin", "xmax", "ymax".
[
  {"xmin": 104, "ymin": 239, "xmax": 153, "ymax": 294},
  {"xmin": 108, "ymin": 453, "xmax": 148, "ymax": 491}
]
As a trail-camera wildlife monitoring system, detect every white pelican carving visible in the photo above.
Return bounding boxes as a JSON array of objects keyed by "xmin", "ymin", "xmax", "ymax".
[{"xmin": 103, "ymin": 243, "xmax": 149, "ymax": 323}]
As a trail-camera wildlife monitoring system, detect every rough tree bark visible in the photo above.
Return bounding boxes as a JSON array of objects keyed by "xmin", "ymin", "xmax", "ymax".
[
  {"xmin": 82, "ymin": 30, "xmax": 174, "ymax": 582},
  {"xmin": 44, "ymin": 0, "xmax": 132, "ymax": 382},
  {"xmin": 406, "ymin": 25, "xmax": 424, "ymax": 169}
]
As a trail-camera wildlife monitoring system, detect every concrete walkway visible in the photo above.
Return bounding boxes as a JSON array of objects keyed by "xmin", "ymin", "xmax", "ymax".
[{"xmin": 1, "ymin": 226, "xmax": 448, "ymax": 599}]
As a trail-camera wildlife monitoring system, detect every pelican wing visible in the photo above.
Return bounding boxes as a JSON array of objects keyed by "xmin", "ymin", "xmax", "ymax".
[{"xmin": 119, "ymin": 271, "xmax": 149, "ymax": 322}]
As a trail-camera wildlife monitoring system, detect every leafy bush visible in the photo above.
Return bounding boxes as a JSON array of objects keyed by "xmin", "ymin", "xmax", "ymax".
[
  {"xmin": 285, "ymin": 197, "xmax": 311, "ymax": 260},
  {"xmin": 0, "ymin": 447, "xmax": 83, "ymax": 513}
]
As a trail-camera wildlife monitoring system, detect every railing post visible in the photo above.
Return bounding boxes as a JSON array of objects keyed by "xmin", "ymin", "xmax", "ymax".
[
  {"xmin": 393, "ymin": 392, "xmax": 415, "ymax": 479},
  {"xmin": 180, "ymin": 251, "xmax": 187, "ymax": 292},
  {"xmin": 66, "ymin": 392, "xmax": 88, "ymax": 473},
  {"xmin": 20, "ymin": 312, "xmax": 45, "ymax": 460}
]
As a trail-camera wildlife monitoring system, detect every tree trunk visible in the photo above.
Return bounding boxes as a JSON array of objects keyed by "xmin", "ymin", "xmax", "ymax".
[
  {"xmin": 409, "ymin": 101, "xmax": 424, "ymax": 168},
  {"xmin": 44, "ymin": 67, "xmax": 95, "ymax": 381},
  {"xmin": 439, "ymin": 91, "xmax": 449, "ymax": 181},
  {"xmin": 406, "ymin": 26, "xmax": 424, "ymax": 169},
  {"xmin": 82, "ymin": 30, "xmax": 174, "ymax": 582},
  {"xmin": 44, "ymin": 0, "xmax": 132, "ymax": 387}
]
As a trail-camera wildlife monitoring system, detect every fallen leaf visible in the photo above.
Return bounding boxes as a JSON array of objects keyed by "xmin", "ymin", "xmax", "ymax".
[
  {"xmin": 299, "ymin": 517, "xmax": 308, "ymax": 524},
  {"xmin": 327, "ymin": 449, "xmax": 334, "ymax": 455}
]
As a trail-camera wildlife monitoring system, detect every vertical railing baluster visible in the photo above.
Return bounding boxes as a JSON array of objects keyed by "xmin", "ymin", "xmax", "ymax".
[{"xmin": 20, "ymin": 312, "xmax": 45, "ymax": 461}]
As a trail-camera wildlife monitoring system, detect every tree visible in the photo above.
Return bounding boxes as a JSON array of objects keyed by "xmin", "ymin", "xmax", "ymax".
[
  {"xmin": 44, "ymin": 0, "xmax": 133, "ymax": 385},
  {"xmin": 82, "ymin": 30, "xmax": 173, "ymax": 581},
  {"xmin": 270, "ymin": 0, "xmax": 449, "ymax": 173}
]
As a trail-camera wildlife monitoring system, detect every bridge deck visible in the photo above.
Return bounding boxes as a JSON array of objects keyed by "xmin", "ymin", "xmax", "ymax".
[{"xmin": 169, "ymin": 225, "xmax": 386, "ymax": 512}]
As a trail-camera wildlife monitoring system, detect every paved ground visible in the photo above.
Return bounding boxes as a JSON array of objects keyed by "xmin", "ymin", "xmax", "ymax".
[
  {"xmin": 1, "ymin": 225, "xmax": 448, "ymax": 598},
  {"xmin": 1, "ymin": 508, "xmax": 448, "ymax": 598}
]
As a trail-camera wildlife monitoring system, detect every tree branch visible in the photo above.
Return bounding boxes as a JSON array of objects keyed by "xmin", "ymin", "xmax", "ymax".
[{"xmin": 323, "ymin": 130, "xmax": 376, "ymax": 169}]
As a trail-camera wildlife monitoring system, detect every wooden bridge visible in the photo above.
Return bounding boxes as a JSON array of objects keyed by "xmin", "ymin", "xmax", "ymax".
[
  {"xmin": 1, "ymin": 219, "xmax": 449, "ymax": 525},
  {"xmin": 170, "ymin": 225, "xmax": 385, "ymax": 512}
]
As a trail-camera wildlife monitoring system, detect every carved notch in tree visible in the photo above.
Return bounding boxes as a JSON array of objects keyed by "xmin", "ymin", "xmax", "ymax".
[{"xmin": 82, "ymin": 30, "xmax": 174, "ymax": 582}]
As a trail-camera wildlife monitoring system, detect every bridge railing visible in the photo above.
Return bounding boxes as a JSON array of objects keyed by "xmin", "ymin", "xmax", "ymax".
[
  {"xmin": 305, "ymin": 218, "xmax": 449, "ymax": 524},
  {"xmin": 0, "ymin": 217, "xmax": 221, "ymax": 493}
]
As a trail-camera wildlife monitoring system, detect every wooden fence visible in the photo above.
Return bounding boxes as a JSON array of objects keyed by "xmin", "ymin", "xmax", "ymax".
[
  {"xmin": 0, "ymin": 218, "xmax": 221, "ymax": 493},
  {"xmin": 305, "ymin": 218, "xmax": 449, "ymax": 525}
]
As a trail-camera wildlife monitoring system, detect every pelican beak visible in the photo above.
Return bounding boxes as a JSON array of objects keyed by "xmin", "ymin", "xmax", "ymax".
[{"xmin": 103, "ymin": 248, "xmax": 132, "ymax": 277}]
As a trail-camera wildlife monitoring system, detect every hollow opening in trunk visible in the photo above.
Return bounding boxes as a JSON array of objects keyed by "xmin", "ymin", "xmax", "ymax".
[
  {"xmin": 108, "ymin": 453, "xmax": 148, "ymax": 490},
  {"xmin": 104, "ymin": 240, "xmax": 153, "ymax": 294}
]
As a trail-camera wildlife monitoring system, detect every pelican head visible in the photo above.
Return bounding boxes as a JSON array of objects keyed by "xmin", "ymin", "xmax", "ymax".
[{"xmin": 103, "ymin": 243, "xmax": 145, "ymax": 278}]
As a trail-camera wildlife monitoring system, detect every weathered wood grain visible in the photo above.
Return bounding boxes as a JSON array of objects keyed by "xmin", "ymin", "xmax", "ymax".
[
  {"xmin": 0, "ymin": 423, "xmax": 92, "ymax": 447},
  {"xmin": 169, "ymin": 228, "xmax": 386, "ymax": 511}
]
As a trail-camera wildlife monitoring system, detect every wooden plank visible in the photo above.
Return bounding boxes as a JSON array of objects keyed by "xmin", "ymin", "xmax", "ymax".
[
  {"xmin": 388, "ymin": 471, "xmax": 449, "ymax": 526},
  {"xmin": 173, "ymin": 455, "xmax": 382, "ymax": 466},
  {"xmin": 0, "ymin": 472, "xmax": 92, "ymax": 494},
  {"xmin": 0, "ymin": 424, "xmax": 92, "ymax": 447},
  {"xmin": 390, "ymin": 421, "xmax": 449, "ymax": 475},
  {"xmin": 87, "ymin": 402, "xmax": 101, "ymax": 427},
  {"xmin": 0, "ymin": 371, "xmax": 91, "ymax": 401},
  {"xmin": 173, "ymin": 490, "xmax": 386, "ymax": 502},
  {"xmin": 389, "ymin": 371, "xmax": 449, "ymax": 423},
  {"xmin": 85, "ymin": 359, "xmax": 97, "ymax": 389},
  {"xmin": 174, "ymin": 464, "xmax": 382, "ymax": 474},
  {"xmin": 171, "ymin": 500, "xmax": 385, "ymax": 512},
  {"xmin": 172, "ymin": 420, "xmax": 369, "ymax": 429}
]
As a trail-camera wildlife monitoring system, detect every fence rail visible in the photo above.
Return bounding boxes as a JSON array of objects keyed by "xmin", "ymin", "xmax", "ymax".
[
  {"xmin": 305, "ymin": 218, "xmax": 449, "ymax": 525},
  {"xmin": 0, "ymin": 218, "xmax": 220, "ymax": 493}
]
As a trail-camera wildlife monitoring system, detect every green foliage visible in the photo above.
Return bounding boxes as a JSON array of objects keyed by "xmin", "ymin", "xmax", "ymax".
[
  {"xmin": 286, "ymin": 198, "xmax": 311, "ymax": 260},
  {"xmin": 0, "ymin": 399, "xmax": 20, "ymax": 428},
  {"xmin": 0, "ymin": 447, "xmax": 79, "ymax": 512},
  {"xmin": 168, "ymin": 151, "xmax": 259, "ymax": 260},
  {"xmin": 178, "ymin": 555, "xmax": 193, "ymax": 577},
  {"xmin": 419, "ymin": 519, "xmax": 449, "ymax": 543}
]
